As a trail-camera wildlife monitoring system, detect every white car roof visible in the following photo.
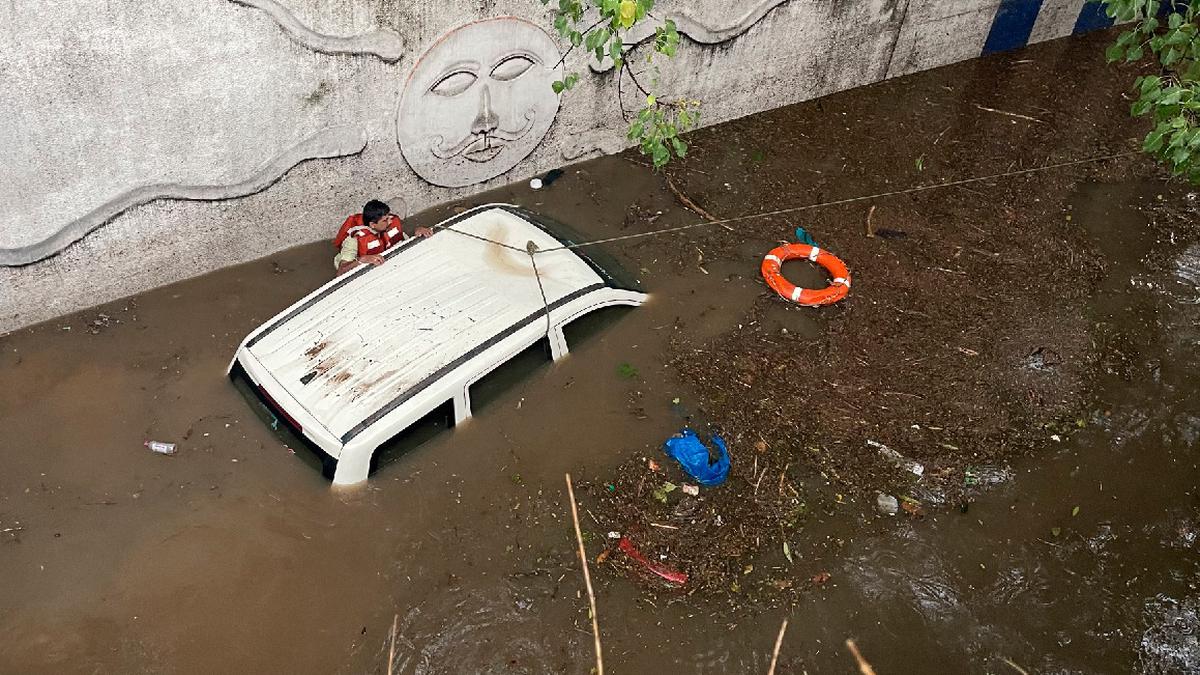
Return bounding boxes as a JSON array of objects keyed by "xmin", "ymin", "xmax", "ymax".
[{"xmin": 233, "ymin": 204, "xmax": 642, "ymax": 457}]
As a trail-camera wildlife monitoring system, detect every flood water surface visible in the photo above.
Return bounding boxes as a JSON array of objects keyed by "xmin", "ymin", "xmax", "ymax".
[{"xmin": 2, "ymin": 175, "xmax": 1196, "ymax": 674}]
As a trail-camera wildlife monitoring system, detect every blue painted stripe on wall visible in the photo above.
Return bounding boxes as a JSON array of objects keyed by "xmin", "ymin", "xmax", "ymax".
[
  {"xmin": 1073, "ymin": 2, "xmax": 1115, "ymax": 33},
  {"xmin": 982, "ymin": 0, "xmax": 1046, "ymax": 55}
]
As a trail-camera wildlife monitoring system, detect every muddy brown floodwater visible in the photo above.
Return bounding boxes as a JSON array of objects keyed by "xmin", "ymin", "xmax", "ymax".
[{"xmin": 2, "ymin": 31, "xmax": 1199, "ymax": 674}]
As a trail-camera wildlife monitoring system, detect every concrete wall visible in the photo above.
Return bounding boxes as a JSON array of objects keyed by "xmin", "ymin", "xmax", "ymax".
[{"xmin": 0, "ymin": 0, "xmax": 1112, "ymax": 333}]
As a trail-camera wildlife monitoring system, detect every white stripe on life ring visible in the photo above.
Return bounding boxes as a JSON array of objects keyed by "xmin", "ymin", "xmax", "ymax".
[
  {"xmin": 366, "ymin": 240, "xmax": 381, "ymax": 250},
  {"xmin": 807, "ymin": 247, "xmax": 820, "ymax": 261},
  {"xmin": 790, "ymin": 286, "xmax": 803, "ymax": 302},
  {"xmin": 833, "ymin": 277, "xmax": 848, "ymax": 286},
  {"xmin": 386, "ymin": 227, "xmax": 400, "ymax": 238},
  {"xmin": 765, "ymin": 254, "xmax": 781, "ymax": 264}
]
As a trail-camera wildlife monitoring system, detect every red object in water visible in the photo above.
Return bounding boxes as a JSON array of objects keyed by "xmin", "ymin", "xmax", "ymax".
[{"xmin": 617, "ymin": 537, "xmax": 688, "ymax": 585}]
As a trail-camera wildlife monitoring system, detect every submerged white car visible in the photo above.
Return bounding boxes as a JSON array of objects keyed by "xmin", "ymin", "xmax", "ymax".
[{"xmin": 228, "ymin": 204, "xmax": 647, "ymax": 485}]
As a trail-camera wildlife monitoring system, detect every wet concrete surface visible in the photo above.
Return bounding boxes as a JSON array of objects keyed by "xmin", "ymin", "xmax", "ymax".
[{"xmin": 3, "ymin": 35, "xmax": 1200, "ymax": 675}]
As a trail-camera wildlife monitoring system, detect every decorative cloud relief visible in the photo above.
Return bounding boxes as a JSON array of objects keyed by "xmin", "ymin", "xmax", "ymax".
[
  {"xmin": 591, "ymin": 0, "xmax": 794, "ymax": 72},
  {"xmin": 0, "ymin": 126, "xmax": 367, "ymax": 267},
  {"xmin": 227, "ymin": 0, "xmax": 406, "ymax": 62},
  {"xmin": 396, "ymin": 17, "xmax": 563, "ymax": 188}
]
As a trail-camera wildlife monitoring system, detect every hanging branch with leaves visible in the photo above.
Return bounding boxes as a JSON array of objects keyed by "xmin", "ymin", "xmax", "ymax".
[
  {"xmin": 1103, "ymin": 0, "xmax": 1200, "ymax": 181},
  {"xmin": 540, "ymin": 0, "xmax": 701, "ymax": 168}
]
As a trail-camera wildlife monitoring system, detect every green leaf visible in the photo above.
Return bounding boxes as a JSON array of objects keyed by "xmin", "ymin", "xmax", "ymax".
[
  {"xmin": 1071, "ymin": 505, "xmax": 1080, "ymax": 517},
  {"xmin": 570, "ymin": 30, "xmax": 582, "ymax": 46},
  {"xmin": 552, "ymin": 80, "xmax": 566, "ymax": 94},
  {"xmin": 783, "ymin": 541, "xmax": 793, "ymax": 564},
  {"xmin": 1168, "ymin": 27, "xmax": 1193, "ymax": 46},
  {"xmin": 1051, "ymin": 526, "xmax": 1062, "ymax": 537},
  {"xmin": 646, "ymin": 94, "xmax": 656, "ymax": 106},
  {"xmin": 1145, "ymin": 129, "xmax": 1167, "ymax": 152},
  {"xmin": 651, "ymin": 142, "xmax": 670, "ymax": 168},
  {"xmin": 1132, "ymin": 99, "xmax": 1154, "ymax": 116},
  {"xmin": 671, "ymin": 136, "xmax": 687, "ymax": 157},
  {"xmin": 1169, "ymin": 11, "xmax": 1183, "ymax": 29},
  {"xmin": 618, "ymin": 0, "xmax": 636, "ymax": 28},
  {"xmin": 1107, "ymin": 43, "xmax": 1128, "ymax": 63},
  {"xmin": 1127, "ymin": 44, "xmax": 1145, "ymax": 61}
]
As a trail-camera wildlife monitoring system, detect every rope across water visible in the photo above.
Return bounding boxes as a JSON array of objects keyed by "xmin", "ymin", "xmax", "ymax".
[
  {"xmin": 429, "ymin": 148, "xmax": 1139, "ymax": 328},
  {"xmin": 434, "ymin": 149, "xmax": 1138, "ymax": 255}
]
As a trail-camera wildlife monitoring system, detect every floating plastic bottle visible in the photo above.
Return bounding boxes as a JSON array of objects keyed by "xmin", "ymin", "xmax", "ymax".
[{"xmin": 144, "ymin": 440, "xmax": 177, "ymax": 455}]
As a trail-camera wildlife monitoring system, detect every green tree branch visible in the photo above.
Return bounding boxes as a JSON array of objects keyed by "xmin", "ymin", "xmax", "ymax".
[
  {"xmin": 540, "ymin": 0, "xmax": 697, "ymax": 168},
  {"xmin": 1103, "ymin": 0, "xmax": 1200, "ymax": 181}
]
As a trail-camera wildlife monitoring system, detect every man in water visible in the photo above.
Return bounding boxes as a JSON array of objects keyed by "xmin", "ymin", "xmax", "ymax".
[{"xmin": 333, "ymin": 199, "xmax": 433, "ymax": 275}]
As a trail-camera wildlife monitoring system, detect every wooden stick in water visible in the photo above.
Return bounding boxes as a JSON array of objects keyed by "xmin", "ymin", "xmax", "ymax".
[
  {"xmin": 566, "ymin": 473, "xmax": 604, "ymax": 675},
  {"xmin": 846, "ymin": 639, "xmax": 877, "ymax": 675},
  {"xmin": 387, "ymin": 613, "xmax": 397, "ymax": 675},
  {"xmin": 767, "ymin": 618, "xmax": 788, "ymax": 675}
]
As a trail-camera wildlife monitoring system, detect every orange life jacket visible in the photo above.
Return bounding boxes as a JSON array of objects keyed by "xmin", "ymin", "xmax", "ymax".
[{"xmin": 332, "ymin": 214, "xmax": 404, "ymax": 257}]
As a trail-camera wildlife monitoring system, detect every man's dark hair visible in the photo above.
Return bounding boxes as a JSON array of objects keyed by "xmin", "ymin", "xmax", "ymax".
[{"xmin": 362, "ymin": 199, "xmax": 390, "ymax": 226}]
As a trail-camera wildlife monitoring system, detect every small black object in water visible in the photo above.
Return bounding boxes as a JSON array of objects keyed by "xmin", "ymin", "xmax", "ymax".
[
  {"xmin": 542, "ymin": 168, "xmax": 565, "ymax": 186},
  {"xmin": 874, "ymin": 228, "xmax": 908, "ymax": 240}
]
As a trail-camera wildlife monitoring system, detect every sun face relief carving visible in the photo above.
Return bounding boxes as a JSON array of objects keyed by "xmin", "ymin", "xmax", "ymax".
[{"xmin": 397, "ymin": 18, "xmax": 562, "ymax": 187}]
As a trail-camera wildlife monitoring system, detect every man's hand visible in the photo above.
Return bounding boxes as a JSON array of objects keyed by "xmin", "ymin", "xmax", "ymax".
[
  {"xmin": 361, "ymin": 254, "xmax": 385, "ymax": 266},
  {"xmin": 413, "ymin": 226, "xmax": 434, "ymax": 238}
]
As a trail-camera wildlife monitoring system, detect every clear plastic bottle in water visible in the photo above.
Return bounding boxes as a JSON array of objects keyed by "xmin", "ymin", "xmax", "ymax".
[{"xmin": 144, "ymin": 440, "xmax": 177, "ymax": 455}]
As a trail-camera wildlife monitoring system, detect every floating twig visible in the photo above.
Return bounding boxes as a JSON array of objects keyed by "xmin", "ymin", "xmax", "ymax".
[
  {"xmin": 387, "ymin": 614, "xmax": 397, "ymax": 675},
  {"xmin": 975, "ymin": 104, "xmax": 1045, "ymax": 124},
  {"xmin": 846, "ymin": 639, "xmax": 877, "ymax": 675},
  {"xmin": 767, "ymin": 618, "xmax": 788, "ymax": 675},
  {"xmin": 566, "ymin": 473, "xmax": 604, "ymax": 675},
  {"xmin": 1001, "ymin": 656, "xmax": 1031, "ymax": 675},
  {"xmin": 665, "ymin": 172, "xmax": 732, "ymax": 230}
]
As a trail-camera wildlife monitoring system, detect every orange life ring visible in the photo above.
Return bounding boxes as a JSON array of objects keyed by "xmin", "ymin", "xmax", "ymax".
[{"xmin": 761, "ymin": 243, "xmax": 851, "ymax": 306}]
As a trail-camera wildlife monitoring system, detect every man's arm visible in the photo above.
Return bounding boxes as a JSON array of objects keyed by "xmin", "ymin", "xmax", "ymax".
[{"xmin": 335, "ymin": 236, "xmax": 380, "ymax": 276}]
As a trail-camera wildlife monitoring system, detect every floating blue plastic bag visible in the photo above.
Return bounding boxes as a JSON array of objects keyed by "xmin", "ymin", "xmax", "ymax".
[{"xmin": 664, "ymin": 429, "xmax": 730, "ymax": 486}]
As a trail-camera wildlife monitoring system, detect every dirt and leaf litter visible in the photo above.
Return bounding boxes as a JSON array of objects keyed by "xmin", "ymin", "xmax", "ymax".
[{"xmin": 573, "ymin": 74, "xmax": 1200, "ymax": 604}]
